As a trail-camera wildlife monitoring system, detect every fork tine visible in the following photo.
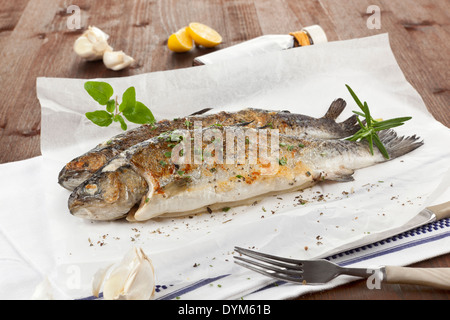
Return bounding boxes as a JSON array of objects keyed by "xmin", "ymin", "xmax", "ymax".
[
  {"xmin": 234, "ymin": 255, "xmax": 303, "ymax": 277},
  {"xmin": 234, "ymin": 258, "xmax": 305, "ymax": 284},
  {"xmin": 234, "ymin": 247, "xmax": 303, "ymax": 270}
]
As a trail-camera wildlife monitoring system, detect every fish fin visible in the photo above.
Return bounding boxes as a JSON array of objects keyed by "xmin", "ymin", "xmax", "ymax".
[
  {"xmin": 189, "ymin": 108, "xmax": 213, "ymax": 116},
  {"xmin": 160, "ymin": 176, "xmax": 192, "ymax": 197},
  {"xmin": 125, "ymin": 205, "xmax": 140, "ymax": 222},
  {"xmin": 325, "ymin": 169, "xmax": 355, "ymax": 182},
  {"xmin": 339, "ymin": 114, "xmax": 361, "ymax": 136},
  {"xmin": 323, "ymin": 98, "xmax": 346, "ymax": 120},
  {"xmin": 378, "ymin": 130, "xmax": 423, "ymax": 160}
]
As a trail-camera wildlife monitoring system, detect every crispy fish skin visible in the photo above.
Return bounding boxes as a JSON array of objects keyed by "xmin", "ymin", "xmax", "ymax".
[
  {"xmin": 58, "ymin": 99, "xmax": 359, "ymax": 190},
  {"xmin": 68, "ymin": 127, "xmax": 423, "ymax": 221}
]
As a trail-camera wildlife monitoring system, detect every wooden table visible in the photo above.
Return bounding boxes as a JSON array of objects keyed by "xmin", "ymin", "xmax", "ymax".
[{"xmin": 0, "ymin": 0, "xmax": 448, "ymax": 300}]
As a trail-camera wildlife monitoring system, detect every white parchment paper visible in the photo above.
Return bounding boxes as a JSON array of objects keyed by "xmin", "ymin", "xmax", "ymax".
[{"xmin": 27, "ymin": 33, "xmax": 450, "ymax": 299}]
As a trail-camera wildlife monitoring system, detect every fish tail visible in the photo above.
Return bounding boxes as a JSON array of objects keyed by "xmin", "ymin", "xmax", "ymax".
[
  {"xmin": 378, "ymin": 129, "xmax": 423, "ymax": 159},
  {"xmin": 323, "ymin": 98, "xmax": 346, "ymax": 120}
]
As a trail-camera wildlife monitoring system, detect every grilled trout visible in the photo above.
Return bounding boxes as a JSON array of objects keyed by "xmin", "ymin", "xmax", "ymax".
[
  {"xmin": 58, "ymin": 99, "xmax": 359, "ymax": 190},
  {"xmin": 68, "ymin": 126, "xmax": 422, "ymax": 221}
]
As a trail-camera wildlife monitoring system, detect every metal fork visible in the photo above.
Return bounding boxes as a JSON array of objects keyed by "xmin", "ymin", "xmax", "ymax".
[{"xmin": 234, "ymin": 246, "xmax": 450, "ymax": 289}]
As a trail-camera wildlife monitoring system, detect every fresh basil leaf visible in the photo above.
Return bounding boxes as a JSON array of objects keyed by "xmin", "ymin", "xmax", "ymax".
[
  {"xmin": 119, "ymin": 86, "xmax": 136, "ymax": 113},
  {"xmin": 123, "ymin": 101, "xmax": 155, "ymax": 124},
  {"xmin": 84, "ymin": 81, "xmax": 114, "ymax": 105},
  {"xmin": 106, "ymin": 99, "xmax": 115, "ymax": 113},
  {"xmin": 86, "ymin": 110, "xmax": 113, "ymax": 127},
  {"xmin": 116, "ymin": 114, "xmax": 127, "ymax": 131}
]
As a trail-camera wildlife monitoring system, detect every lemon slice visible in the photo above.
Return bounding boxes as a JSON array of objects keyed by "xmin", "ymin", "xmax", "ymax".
[
  {"xmin": 167, "ymin": 27, "xmax": 193, "ymax": 53},
  {"xmin": 186, "ymin": 22, "xmax": 222, "ymax": 48}
]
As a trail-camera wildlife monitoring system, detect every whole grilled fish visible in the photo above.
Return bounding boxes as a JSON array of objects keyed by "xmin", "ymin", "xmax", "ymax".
[
  {"xmin": 68, "ymin": 126, "xmax": 422, "ymax": 221},
  {"xmin": 58, "ymin": 99, "xmax": 359, "ymax": 190}
]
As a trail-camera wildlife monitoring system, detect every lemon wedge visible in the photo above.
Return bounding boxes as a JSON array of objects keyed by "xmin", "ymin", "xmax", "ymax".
[
  {"xmin": 167, "ymin": 27, "xmax": 194, "ymax": 53},
  {"xmin": 186, "ymin": 22, "xmax": 222, "ymax": 48}
]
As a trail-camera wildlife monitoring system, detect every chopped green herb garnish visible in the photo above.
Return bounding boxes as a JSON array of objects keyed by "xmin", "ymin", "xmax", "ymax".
[
  {"xmin": 298, "ymin": 143, "xmax": 305, "ymax": 148},
  {"xmin": 222, "ymin": 207, "xmax": 231, "ymax": 212},
  {"xmin": 177, "ymin": 170, "xmax": 185, "ymax": 176},
  {"xmin": 164, "ymin": 151, "xmax": 172, "ymax": 158},
  {"xmin": 159, "ymin": 160, "xmax": 167, "ymax": 167},
  {"xmin": 236, "ymin": 175, "xmax": 243, "ymax": 179},
  {"xmin": 279, "ymin": 157, "xmax": 287, "ymax": 166}
]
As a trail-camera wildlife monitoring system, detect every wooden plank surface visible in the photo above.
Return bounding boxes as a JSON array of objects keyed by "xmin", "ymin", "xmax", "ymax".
[{"xmin": 0, "ymin": 0, "xmax": 448, "ymax": 300}]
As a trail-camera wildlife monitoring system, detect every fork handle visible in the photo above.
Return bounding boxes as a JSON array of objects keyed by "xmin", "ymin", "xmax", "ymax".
[{"xmin": 384, "ymin": 266, "xmax": 450, "ymax": 290}]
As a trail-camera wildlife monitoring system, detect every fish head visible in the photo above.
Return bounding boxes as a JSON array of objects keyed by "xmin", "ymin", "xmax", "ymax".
[
  {"xmin": 58, "ymin": 152, "xmax": 108, "ymax": 190},
  {"xmin": 68, "ymin": 164, "xmax": 148, "ymax": 220}
]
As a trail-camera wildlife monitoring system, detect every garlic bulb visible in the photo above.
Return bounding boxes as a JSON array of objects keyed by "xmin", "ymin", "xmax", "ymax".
[
  {"xmin": 73, "ymin": 26, "xmax": 112, "ymax": 61},
  {"xmin": 103, "ymin": 50, "xmax": 135, "ymax": 71},
  {"xmin": 92, "ymin": 247, "xmax": 156, "ymax": 300}
]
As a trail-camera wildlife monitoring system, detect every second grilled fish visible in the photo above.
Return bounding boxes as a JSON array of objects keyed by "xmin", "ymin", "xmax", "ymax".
[{"xmin": 68, "ymin": 126, "xmax": 422, "ymax": 221}]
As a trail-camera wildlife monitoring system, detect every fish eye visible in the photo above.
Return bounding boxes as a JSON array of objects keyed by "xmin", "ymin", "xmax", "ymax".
[{"xmin": 84, "ymin": 183, "xmax": 98, "ymax": 195}]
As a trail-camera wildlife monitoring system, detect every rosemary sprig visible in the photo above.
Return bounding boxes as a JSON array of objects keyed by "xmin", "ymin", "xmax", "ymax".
[{"xmin": 345, "ymin": 84, "xmax": 412, "ymax": 159}]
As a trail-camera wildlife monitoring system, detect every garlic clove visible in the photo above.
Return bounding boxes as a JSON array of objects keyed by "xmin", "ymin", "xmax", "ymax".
[
  {"xmin": 94, "ymin": 247, "xmax": 156, "ymax": 300},
  {"xmin": 102, "ymin": 263, "xmax": 132, "ymax": 300},
  {"xmin": 87, "ymin": 26, "xmax": 110, "ymax": 42},
  {"xmin": 120, "ymin": 248, "xmax": 156, "ymax": 300},
  {"xmin": 92, "ymin": 263, "xmax": 113, "ymax": 298},
  {"xmin": 103, "ymin": 50, "xmax": 135, "ymax": 71},
  {"xmin": 73, "ymin": 26, "xmax": 113, "ymax": 61},
  {"xmin": 31, "ymin": 277, "xmax": 54, "ymax": 300}
]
